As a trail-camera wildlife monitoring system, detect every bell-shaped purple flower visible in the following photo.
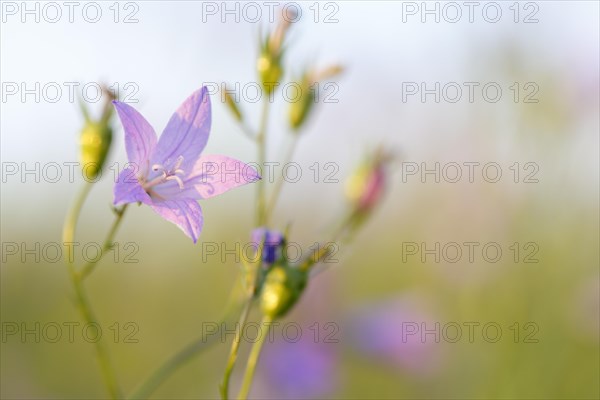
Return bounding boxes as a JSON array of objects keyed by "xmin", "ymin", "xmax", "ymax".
[
  {"xmin": 112, "ymin": 87, "xmax": 260, "ymax": 243},
  {"xmin": 251, "ymin": 227, "xmax": 284, "ymax": 264}
]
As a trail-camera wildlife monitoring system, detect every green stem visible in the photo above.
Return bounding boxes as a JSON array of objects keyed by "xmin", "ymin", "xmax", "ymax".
[
  {"xmin": 256, "ymin": 100, "xmax": 270, "ymax": 227},
  {"xmin": 79, "ymin": 204, "xmax": 129, "ymax": 280},
  {"xmin": 265, "ymin": 135, "xmax": 299, "ymax": 225},
  {"xmin": 236, "ymin": 316, "xmax": 272, "ymax": 400},
  {"xmin": 220, "ymin": 298, "xmax": 253, "ymax": 400},
  {"xmin": 62, "ymin": 182, "xmax": 122, "ymax": 399},
  {"xmin": 304, "ymin": 212, "xmax": 360, "ymax": 278}
]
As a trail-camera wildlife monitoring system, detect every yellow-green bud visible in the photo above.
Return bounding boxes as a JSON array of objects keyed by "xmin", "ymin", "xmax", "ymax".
[
  {"xmin": 345, "ymin": 164, "xmax": 372, "ymax": 205},
  {"xmin": 344, "ymin": 147, "xmax": 392, "ymax": 230},
  {"xmin": 257, "ymin": 52, "xmax": 283, "ymax": 95},
  {"xmin": 80, "ymin": 119, "xmax": 112, "ymax": 180},
  {"xmin": 260, "ymin": 265, "xmax": 307, "ymax": 319},
  {"xmin": 289, "ymin": 78, "xmax": 315, "ymax": 131},
  {"xmin": 257, "ymin": 13, "xmax": 293, "ymax": 95},
  {"xmin": 78, "ymin": 87, "xmax": 115, "ymax": 180},
  {"xmin": 289, "ymin": 65, "xmax": 343, "ymax": 131}
]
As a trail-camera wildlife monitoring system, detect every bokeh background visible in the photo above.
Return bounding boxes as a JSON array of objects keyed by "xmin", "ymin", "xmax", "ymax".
[{"xmin": 1, "ymin": 1, "xmax": 599, "ymax": 399}]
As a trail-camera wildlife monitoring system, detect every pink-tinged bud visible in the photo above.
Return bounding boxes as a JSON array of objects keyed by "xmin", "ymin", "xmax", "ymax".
[
  {"xmin": 345, "ymin": 147, "xmax": 392, "ymax": 215},
  {"xmin": 357, "ymin": 164, "xmax": 386, "ymax": 211},
  {"xmin": 268, "ymin": 6, "xmax": 296, "ymax": 52},
  {"xmin": 257, "ymin": 11, "xmax": 294, "ymax": 94},
  {"xmin": 312, "ymin": 65, "xmax": 344, "ymax": 82}
]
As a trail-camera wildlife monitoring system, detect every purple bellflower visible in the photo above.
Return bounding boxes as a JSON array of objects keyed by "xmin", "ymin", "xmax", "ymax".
[{"xmin": 113, "ymin": 87, "xmax": 260, "ymax": 243}]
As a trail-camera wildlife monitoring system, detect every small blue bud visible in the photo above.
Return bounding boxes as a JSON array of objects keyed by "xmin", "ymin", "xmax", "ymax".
[{"xmin": 251, "ymin": 227, "xmax": 284, "ymax": 265}]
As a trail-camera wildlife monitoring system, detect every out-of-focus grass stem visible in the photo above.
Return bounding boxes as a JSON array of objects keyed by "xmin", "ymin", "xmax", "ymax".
[
  {"xmin": 265, "ymin": 134, "xmax": 299, "ymax": 224},
  {"xmin": 236, "ymin": 316, "xmax": 272, "ymax": 400},
  {"xmin": 219, "ymin": 298, "xmax": 253, "ymax": 399},
  {"xmin": 256, "ymin": 99, "xmax": 271, "ymax": 226}
]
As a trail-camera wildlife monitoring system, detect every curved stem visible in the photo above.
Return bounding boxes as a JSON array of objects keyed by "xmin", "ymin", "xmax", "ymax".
[
  {"xmin": 256, "ymin": 100, "xmax": 270, "ymax": 226},
  {"xmin": 72, "ymin": 277, "xmax": 122, "ymax": 399},
  {"xmin": 62, "ymin": 182, "xmax": 122, "ymax": 399},
  {"xmin": 236, "ymin": 316, "xmax": 272, "ymax": 400},
  {"xmin": 220, "ymin": 298, "xmax": 253, "ymax": 399},
  {"xmin": 79, "ymin": 204, "xmax": 129, "ymax": 280},
  {"xmin": 265, "ymin": 135, "xmax": 299, "ymax": 224},
  {"xmin": 62, "ymin": 182, "xmax": 94, "ymax": 254}
]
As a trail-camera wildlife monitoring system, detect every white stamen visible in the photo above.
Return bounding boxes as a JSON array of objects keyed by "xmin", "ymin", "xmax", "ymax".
[
  {"xmin": 166, "ymin": 175, "xmax": 185, "ymax": 189},
  {"xmin": 142, "ymin": 156, "xmax": 187, "ymax": 191}
]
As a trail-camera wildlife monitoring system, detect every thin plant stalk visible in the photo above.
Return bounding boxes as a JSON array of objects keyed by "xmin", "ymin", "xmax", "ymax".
[
  {"xmin": 80, "ymin": 204, "xmax": 129, "ymax": 280},
  {"xmin": 236, "ymin": 316, "xmax": 272, "ymax": 400},
  {"xmin": 265, "ymin": 134, "xmax": 299, "ymax": 223},
  {"xmin": 62, "ymin": 181, "xmax": 122, "ymax": 399},
  {"xmin": 256, "ymin": 99, "xmax": 271, "ymax": 226},
  {"xmin": 219, "ymin": 298, "xmax": 253, "ymax": 399}
]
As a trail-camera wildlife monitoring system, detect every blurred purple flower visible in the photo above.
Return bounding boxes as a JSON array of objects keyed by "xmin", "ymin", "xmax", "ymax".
[
  {"xmin": 259, "ymin": 335, "xmax": 337, "ymax": 399},
  {"xmin": 348, "ymin": 294, "xmax": 442, "ymax": 376},
  {"xmin": 112, "ymin": 87, "xmax": 260, "ymax": 243},
  {"xmin": 251, "ymin": 227, "xmax": 284, "ymax": 265}
]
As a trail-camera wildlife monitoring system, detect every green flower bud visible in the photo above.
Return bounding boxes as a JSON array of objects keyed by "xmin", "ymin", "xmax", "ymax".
[
  {"xmin": 78, "ymin": 90, "xmax": 115, "ymax": 180},
  {"xmin": 288, "ymin": 65, "xmax": 344, "ymax": 131},
  {"xmin": 289, "ymin": 77, "xmax": 315, "ymax": 131},
  {"xmin": 257, "ymin": 12, "xmax": 293, "ymax": 95},
  {"xmin": 260, "ymin": 264, "xmax": 308, "ymax": 319},
  {"xmin": 257, "ymin": 52, "xmax": 283, "ymax": 95},
  {"xmin": 80, "ymin": 119, "xmax": 112, "ymax": 180}
]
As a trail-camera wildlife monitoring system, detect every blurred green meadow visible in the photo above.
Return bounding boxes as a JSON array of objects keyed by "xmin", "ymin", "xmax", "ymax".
[{"xmin": 1, "ymin": 1, "xmax": 599, "ymax": 399}]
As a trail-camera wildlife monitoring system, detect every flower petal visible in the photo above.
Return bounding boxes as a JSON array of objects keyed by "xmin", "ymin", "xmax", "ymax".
[
  {"xmin": 113, "ymin": 167, "xmax": 152, "ymax": 205},
  {"xmin": 151, "ymin": 87, "xmax": 211, "ymax": 172},
  {"xmin": 112, "ymin": 101, "xmax": 157, "ymax": 174},
  {"xmin": 149, "ymin": 199, "xmax": 204, "ymax": 243},
  {"xmin": 151, "ymin": 154, "xmax": 261, "ymax": 200}
]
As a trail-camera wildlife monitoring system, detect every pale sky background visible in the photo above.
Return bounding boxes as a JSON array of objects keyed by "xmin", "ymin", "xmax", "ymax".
[{"xmin": 1, "ymin": 0, "xmax": 598, "ymax": 239}]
